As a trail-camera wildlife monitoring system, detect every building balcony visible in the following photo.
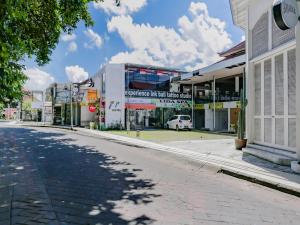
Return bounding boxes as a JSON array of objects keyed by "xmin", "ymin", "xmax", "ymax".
[{"xmin": 195, "ymin": 92, "xmax": 240, "ymax": 104}]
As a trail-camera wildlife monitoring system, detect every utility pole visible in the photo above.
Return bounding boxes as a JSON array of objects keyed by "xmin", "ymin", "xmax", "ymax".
[
  {"xmin": 213, "ymin": 76, "xmax": 216, "ymax": 131},
  {"xmin": 192, "ymin": 83, "xmax": 194, "ymax": 129},
  {"xmin": 70, "ymin": 83, "xmax": 73, "ymax": 130}
]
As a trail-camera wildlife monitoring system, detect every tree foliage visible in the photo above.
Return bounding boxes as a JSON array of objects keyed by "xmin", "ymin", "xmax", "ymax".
[{"xmin": 0, "ymin": 0, "xmax": 115, "ymax": 104}]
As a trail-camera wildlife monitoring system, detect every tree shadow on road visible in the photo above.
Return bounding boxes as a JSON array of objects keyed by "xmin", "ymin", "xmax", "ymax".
[{"xmin": 0, "ymin": 127, "xmax": 161, "ymax": 225}]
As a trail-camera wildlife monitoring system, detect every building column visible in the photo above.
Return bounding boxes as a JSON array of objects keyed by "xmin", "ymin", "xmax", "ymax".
[
  {"xmin": 245, "ymin": 9, "xmax": 254, "ymax": 143},
  {"xmin": 296, "ymin": 21, "xmax": 300, "ymax": 160},
  {"xmin": 235, "ymin": 76, "xmax": 239, "ymax": 93},
  {"xmin": 228, "ymin": 108, "xmax": 231, "ymax": 132},
  {"xmin": 213, "ymin": 77, "xmax": 216, "ymax": 130},
  {"xmin": 192, "ymin": 83, "xmax": 194, "ymax": 128},
  {"xmin": 291, "ymin": 4, "xmax": 300, "ymax": 172}
]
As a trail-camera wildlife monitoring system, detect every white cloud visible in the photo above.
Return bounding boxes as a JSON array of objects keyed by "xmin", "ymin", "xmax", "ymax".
[
  {"xmin": 241, "ymin": 35, "xmax": 245, "ymax": 42},
  {"xmin": 24, "ymin": 68, "xmax": 55, "ymax": 91},
  {"xmin": 65, "ymin": 65, "xmax": 89, "ymax": 83},
  {"xmin": 93, "ymin": 0, "xmax": 147, "ymax": 15},
  {"xmin": 107, "ymin": 1, "xmax": 232, "ymax": 70},
  {"xmin": 84, "ymin": 29, "xmax": 103, "ymax": 49},
  {"xmin": 67, "ymin": 41, "xmax": 77, "ymax": 52},
  {"xmin": 61, "ymin": 33, "xmax": 76, "ymax": 42}
]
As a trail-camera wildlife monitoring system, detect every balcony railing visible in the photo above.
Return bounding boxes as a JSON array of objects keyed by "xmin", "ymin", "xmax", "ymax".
[{"xmin": 195, "ymin": 91, "xmax": 240, "ymax": 104}]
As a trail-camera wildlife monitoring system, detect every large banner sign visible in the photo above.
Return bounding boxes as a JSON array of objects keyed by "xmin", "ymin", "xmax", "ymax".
[
  {"xmin": 126, "ymin": 98, "xmax": 191, "ymax": 109},
  {"xmin": 125, "ymin": 90, "xmax": 191, "ymax": 100},
  {"xmin": 55, "ymin": 91, "xmax": 70, "ymax": 104},
  {"xmin": 154, "ymin": 99, "xmax": 191, "ymax": 108}
]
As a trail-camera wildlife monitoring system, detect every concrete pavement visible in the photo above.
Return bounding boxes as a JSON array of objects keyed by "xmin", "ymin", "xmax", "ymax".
[{"xmin": 1, "ymin": 125, "xmax": 300, "ymax": 224}]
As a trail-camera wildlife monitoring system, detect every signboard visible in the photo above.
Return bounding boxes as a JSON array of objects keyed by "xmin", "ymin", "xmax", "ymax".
[
  {"xmin": 126, "ymin": 98, "xmax": 152, "ymax": 104},
  {"xmin": 44, "ymin": 102, "xmax": 52, "ymax": 107},
  {"xmin": 89, "ymin": 105, "xmax": 96, "ymax": 113},
  {"xmin": 125, "ymin": 90, "xmax": 192, "ymax": 100},
  {"xmin": 154, "ymin": 99, "xmax": 191, "ymax": 109},
  {"xmin": 126, "ymin": 98, "xmax": 191, "ymax": 109},
  {"xmin": 209, "ymin": 102, "xmax": 224, "ymax": 109},
  {"xmin": 195, "ymin": 104, "xmax": 205, "ymax": 110},
  {"xmin": 55, "ymin": 91, "xmax": 70, "ymax": 104},
  {"xmin": 31, "ymin": 102, "xmax": 43, "ymax": 109},
  {"xmin": 87, "ymin": 90, "xmax": 97, "ymax": 102},
  {"xmin": 72, "ymin": 86, "xmax": 79, "ymax": 96},
  {"xmin": 108, "ymin": 100, "xmax": 122, "ymax": 112},
  {"xmin": 273, "ymin": 0, "xmax": 299, "ymax": 30}
]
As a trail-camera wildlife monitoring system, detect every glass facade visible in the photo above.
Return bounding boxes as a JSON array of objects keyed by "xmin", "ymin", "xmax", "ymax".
[
  {"xmin": 124, "ymin": 66, "xmax": 191, "ymax": 129},
  {"xmin": 126, "ymin": 108, "xmax": 191, "ymax": 129},
  {"xmin": 125, "ymin": 68, "xmax": 172, "ymax": 91}
]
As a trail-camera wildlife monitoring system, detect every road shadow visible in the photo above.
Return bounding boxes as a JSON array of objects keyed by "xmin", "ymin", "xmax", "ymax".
[
  {"xmin": 242, "ymin": 153, "xmax": 294, "ymax": 173},
  {"xmin": 0, "ymin": 126, "xmax": 160, "ymax": 225}
]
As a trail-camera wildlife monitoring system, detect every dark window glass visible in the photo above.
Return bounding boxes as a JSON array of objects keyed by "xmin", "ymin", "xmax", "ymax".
[
  {"xmin": 125, "ymin": 69, "xmax": 172, "ymax": 91},
  {"xmin": 180, "ymin": 116, "xmax": 190, "ymax": 120}
]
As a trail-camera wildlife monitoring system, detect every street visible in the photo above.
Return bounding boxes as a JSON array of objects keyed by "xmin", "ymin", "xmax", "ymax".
[{"xmin": 1, "ymin": 125, "xmax": 300, "ymax": 225}]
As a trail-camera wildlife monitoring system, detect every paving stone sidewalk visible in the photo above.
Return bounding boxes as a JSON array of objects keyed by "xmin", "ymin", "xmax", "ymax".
[{"xmin": 0, "ymin": 139, "xmax": 59, "ymax": 224}]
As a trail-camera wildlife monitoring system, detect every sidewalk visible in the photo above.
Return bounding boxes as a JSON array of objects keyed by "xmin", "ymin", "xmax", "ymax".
[{"xmin": 16, "ymin": 123, "xmax": 300, "ymax": 196}]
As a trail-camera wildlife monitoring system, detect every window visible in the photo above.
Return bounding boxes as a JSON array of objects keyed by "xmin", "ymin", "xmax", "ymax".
[
  {"xmin": 169, "ymin": 116, "xmax": 178, "ymax": 121},
  {"xmin": 252, "ymin": 13, "xmax": 268, "ymax": 58},
  {"xmin": 180, "ymin": 116, "xmax": 190, "ymax": 121}
]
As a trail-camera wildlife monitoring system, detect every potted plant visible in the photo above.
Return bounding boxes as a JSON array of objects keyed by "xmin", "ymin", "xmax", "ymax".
[
  {"xmin": 235, "ymin": 88, "xmax": 248, "ymax": 150},
  {"xmin": 89, "ymin": 121, "xmax": 95, "ymax": 129}
]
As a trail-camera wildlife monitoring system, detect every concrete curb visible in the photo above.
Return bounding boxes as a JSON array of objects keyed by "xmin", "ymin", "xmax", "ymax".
[
  {"xmin": 18, "ymin": 124, "xmax": 300, "ymax": 197},
  {"xmin": 19, "ymin": 123, "xmax": 76, "ymax": 131}
]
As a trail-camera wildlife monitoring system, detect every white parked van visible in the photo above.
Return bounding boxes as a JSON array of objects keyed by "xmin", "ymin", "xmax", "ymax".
[{"xmin": 166, "ymin": 115, "xmax": 192, "ymax": 131}]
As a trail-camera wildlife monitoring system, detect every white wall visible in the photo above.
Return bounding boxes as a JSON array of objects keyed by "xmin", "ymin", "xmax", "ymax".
[
  {"xmin": 81, "ymin": 106, "xmax": 95, "ymax": 127},
  {"xmin": 104, "ymin": 64, "xmax": 126, "ymax": 128},
  {"xmin": 249, "ymin": 0, "xmax": 273, "ymax": 29},
  {"xmin": 205, "ymin": 109, "xmax": 214, "ymax": 130},
  {"xmin": 215, "ymin": 109, "xmax": 229, "ymax": 131}
]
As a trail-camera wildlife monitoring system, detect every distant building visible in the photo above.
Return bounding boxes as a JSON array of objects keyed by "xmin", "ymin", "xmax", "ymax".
[
  {"xmin": 20, "ymin": 90, "xmax": 45, "ymax": 122},
  {"xmin": 46, "ymin": 82, "xmax": 98, "ymax": 127}
]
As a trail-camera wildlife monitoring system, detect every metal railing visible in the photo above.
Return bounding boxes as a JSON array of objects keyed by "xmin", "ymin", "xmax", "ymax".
[{"xmin": 195, "ymin": 92, "xmax": 240, "ymax": 104}]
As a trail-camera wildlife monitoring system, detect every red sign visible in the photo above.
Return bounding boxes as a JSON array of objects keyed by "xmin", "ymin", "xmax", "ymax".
[{"xmin": 89, "ymin": 105, "xmax": 96, "ymax": 113}]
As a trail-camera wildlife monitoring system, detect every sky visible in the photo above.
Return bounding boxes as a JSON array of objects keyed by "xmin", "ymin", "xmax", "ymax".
[{"xmin": 24, "ymin": 0, "xmax": 244, "ymax": 91}]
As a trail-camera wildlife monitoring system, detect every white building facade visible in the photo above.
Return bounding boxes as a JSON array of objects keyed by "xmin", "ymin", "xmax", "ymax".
[
  {"xmin": 94, "ymin": 64, "xmax": 190, "ymax": 130},
  {"xmin": 230, "ymin": 0, "xmax": 300, "ymax": 165}
]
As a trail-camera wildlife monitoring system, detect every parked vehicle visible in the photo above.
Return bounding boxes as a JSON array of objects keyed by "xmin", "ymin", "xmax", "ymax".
[{"xmin": 166, "ymin": 115, "xmax": 192, "ymax": 131}]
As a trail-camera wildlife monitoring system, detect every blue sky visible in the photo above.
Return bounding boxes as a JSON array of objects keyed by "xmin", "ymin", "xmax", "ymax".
[{"xmin": 24, "ymin": 0, "xmax": 244, "ymax": 90}]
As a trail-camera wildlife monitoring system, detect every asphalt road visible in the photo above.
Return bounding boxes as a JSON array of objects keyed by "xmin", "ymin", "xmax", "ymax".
[{"xmin": 0, "ymin": 124, "xmax": 300, "ymax": 225}]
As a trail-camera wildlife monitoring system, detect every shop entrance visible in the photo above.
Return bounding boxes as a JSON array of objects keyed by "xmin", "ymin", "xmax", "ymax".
[
  {"xmin": 53, "ymin": 106, "xmax": 62, "ymax": 125},
  {"xmin": 125, "ymin": 106, "xmax": 192, "ymax": 130}
]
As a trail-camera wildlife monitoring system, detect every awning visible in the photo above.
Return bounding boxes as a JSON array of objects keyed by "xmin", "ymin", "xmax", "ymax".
[
  {"xmin": 197, "ymin": 54, "xmax": 245, "ymax": 75},
  {"xmin": 230, "ymin": 0, "xmax": 248, "ymax": 30},
  {"xmin": 125, "ymin": 103, "xmax": 156, "ymax": 110},
  {"xmin": 180, "ymin": 54, "xmax": 245, "ymax": 84}
]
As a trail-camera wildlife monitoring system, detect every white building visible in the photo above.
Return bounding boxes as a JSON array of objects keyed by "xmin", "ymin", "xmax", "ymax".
[
  {"xmin": 180, "ymin": 41, "xmax": 245, "ymax": 132},
  {"xmin": 93, "ymin": 63, "xmax": 190, "ymax": 129},
  {"xmin": 230, "ymin": 0, "xmax": 300, "ymax": 170}
]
